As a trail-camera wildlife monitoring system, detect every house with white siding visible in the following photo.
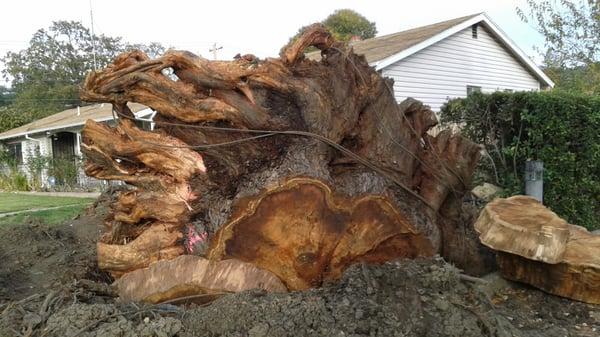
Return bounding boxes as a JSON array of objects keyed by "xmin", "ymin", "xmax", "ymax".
[
  {"xmin": 310, "ymin": 12, "xmax": 554, "ymax": 111},
  {"xmin": 0, "ymin": 103, "xmax": 153, "ymax": 188}
]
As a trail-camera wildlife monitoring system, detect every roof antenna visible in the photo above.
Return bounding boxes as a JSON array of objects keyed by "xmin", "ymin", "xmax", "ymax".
[{"xmin": 89, "ymin": 0, "xmax": 98, "ymax": 71}]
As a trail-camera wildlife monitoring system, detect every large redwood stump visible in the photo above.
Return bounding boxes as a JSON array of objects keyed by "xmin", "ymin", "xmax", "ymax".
[{"xmin": 80, "ymin": 24, "xmax": 480, "ymax": 299}]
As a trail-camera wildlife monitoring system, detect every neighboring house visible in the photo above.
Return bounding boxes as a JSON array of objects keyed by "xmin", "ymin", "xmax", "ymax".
[
  {"xmin": 0, "ymin": 103, "xmax": 153, "ymax": 188},
  {"xmin": 309, "ymin": 13, "xmax": 554, "ymax": 112}
]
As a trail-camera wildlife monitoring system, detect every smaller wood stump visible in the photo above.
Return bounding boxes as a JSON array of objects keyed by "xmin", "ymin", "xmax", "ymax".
[
  {"xmin": 114, "ymin": 255, "xmax": 287, "ymax": 303},
  {"xmin": 475, "ymin": 195, "xmax": 600, "ymax": 304}
]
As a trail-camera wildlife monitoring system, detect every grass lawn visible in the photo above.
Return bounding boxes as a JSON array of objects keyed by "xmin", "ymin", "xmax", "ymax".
[
  {"xmin": 0, "ymin": 192, "xmax": 95, "ymax": 213},
  {"xmin": 0, "ymin": 203, "xmax": 90, "ymax": 226},
  {"xmin": 0, "ymin": 192, "xmax": 95, "ymax": 226}
]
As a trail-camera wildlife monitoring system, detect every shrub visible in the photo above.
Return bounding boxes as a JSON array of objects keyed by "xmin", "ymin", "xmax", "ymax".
[
  {"xmin": 25, "ymin": 147, "xmax": 49, "ymax": 190},
  {"xmin": 440, "ymin": 91, "xmax": 600, "ymax": 230},
  {"xmin": 0, "ymin": 147, "xmax": 30, "ymax": 191},
  {"xmin": 47, "ymin": 156, "xmax": 80, "ymax": 190}
]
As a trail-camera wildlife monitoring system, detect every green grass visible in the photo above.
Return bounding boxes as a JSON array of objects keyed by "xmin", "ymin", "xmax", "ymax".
[
  {"xmin": 0, "ymin": 193, "xmax": 94, "ymax": 227},
  {"xmin": 0, "ymin": 192, "xmax": 95, "ymax": 213},
  {"xmin": 0, "ymin": 203, "xmax": 90, "ymax": 226}
]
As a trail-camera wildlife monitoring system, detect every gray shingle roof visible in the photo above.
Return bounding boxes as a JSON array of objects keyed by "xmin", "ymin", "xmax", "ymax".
[{"xmin": 307, "ymin": 14, "xmax": 480, "ymax": 64}]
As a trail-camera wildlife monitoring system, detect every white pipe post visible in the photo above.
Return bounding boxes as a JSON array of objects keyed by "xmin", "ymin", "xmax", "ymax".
[{"xmin": 525, "ymin": 160, "xmax": 544, "ymax": 203}]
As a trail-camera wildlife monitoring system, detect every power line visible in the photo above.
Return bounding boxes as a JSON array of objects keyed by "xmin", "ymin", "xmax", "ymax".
[
  {"xmin": 89, "ymin": 0, "xmax": 98, "ymax": 71},
  {"xmin": 0, "ymin": 40, "xmax": 246, "ymax": 47},
  {"xmin": 110, "ymin": 107, "xmax": 436, "ymax": 211}
]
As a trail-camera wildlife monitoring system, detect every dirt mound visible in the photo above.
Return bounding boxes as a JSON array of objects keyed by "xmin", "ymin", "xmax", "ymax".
[
  {"xmin": 0, "ymin": 192, "xmax": 598, "ymax": 337},
  {"xmin": 0, "ymin": 189, "xmax": 116, "ymax": 302},
  {"xmin": 44, "ymin": 303, "xmax": 182, "ymax": 337},
  {"xmin": 1, "ymin": 258, "xmax": 598, "ymax": 337},
  {"xmin": 180, "ymin": 258, "xmax": 598, "ymax": 337},
  {"xmin": 182, "ymin": 259, "xmax": 495, "ymax": 337}
]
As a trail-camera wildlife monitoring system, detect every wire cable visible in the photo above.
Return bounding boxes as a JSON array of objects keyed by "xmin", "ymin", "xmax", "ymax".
[
  {"xmin": 326, "ymin": 47, "xmax": 465, "ymax": 196},
  {"xmin": 110, "ymin": 108, "xmax": 435, "ymax": 211}
]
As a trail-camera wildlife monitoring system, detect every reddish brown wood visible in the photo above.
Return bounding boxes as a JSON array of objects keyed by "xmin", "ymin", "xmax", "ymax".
[
  {"xmin": 97, "ymin": 222, "xmax": 184, "ymax": 276},
  {"xmin": 207, "ymin": 178, "xmax": 434, "ymax": 290}
]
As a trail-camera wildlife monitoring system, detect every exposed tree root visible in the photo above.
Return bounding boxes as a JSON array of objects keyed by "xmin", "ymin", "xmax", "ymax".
[{"xmin": 80, "ymin": 24, "xmax": 480, "ymax": 299}]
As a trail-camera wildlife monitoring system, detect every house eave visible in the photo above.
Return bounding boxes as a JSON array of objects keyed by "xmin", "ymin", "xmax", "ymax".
[
  {"xmin": 373, "ymin": 13, "xmax": 554, "ymax": 88},
  {"xmin": 0, "ymin": 108, "xmax": 154, "ymax": 141}
]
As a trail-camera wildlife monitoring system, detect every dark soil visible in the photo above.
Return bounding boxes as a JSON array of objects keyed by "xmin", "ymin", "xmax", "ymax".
[
  {"xmin": 0, "ymin": 193, "xmax": 108, "ymax": 303},
  {"xmin": 178, "ymin": 259, "xmax": 599, "ymax": 337},
  {"xmin": 0, "ymin": 193, "xmax": 598, "ymax": 337}
]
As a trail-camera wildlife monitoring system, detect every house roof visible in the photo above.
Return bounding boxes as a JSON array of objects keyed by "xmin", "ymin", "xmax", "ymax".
[
  {"xmin": 353, "ymin": 14, "xmax": 480, "ymax": 64},
  {"xmin": 0, "ymin": 102, "xmax": 150, "ymax": 141},
  {"xmin": 308, "ymin": 13, "xmax": 554, "ymax": 88}
]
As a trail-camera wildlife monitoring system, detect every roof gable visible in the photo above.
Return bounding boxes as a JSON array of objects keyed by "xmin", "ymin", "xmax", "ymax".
[
  {"xmin": 372, "ymin": 13, "xmax": 554, "ymax": 88},
  {"xmin": 351, "ymin": 14, "xmax": 480, "ymax": 65},
  {"xmin": 308, "ymin": 13, "xmax": 553, "ymax": 88}
]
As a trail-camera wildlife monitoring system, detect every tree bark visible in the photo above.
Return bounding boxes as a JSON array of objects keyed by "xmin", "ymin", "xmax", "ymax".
[{"xmin": 80, "ymin": 24, "xmax": 480, "ymax": 294}]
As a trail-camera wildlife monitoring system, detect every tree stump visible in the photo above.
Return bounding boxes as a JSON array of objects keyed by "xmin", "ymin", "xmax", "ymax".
[
  {"xmin": 475, "ymin": 195, "xmax": 600, "ymax": 304},
  {"xmin": 80, "ymin": 24, "xmax": 480, "ymax": 297}
]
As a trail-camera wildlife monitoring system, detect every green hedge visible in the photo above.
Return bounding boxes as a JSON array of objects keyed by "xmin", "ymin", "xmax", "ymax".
[{"xmin": 440, "ymin": 91, "xmax": 600, "ymax": 230}]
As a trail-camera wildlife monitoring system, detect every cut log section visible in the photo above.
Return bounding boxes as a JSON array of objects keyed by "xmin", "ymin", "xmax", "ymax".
[
  {"xmin": 207, "ymin": 177, "xmax": 434, "ymax": 290},
  {"xmin": 475, "ymin": 195, "xmax": 600, "ymax": 304},
  {"xmin": 114, "ymin": 255, "xmax": 287, "ymax": 303},
  {"xmin": 80, "ymin": 24, "xmax": 481, "ymax": 297},
  {"xmin": 475, "ymin": 196, "xmax": 570, "ymax": 263}
]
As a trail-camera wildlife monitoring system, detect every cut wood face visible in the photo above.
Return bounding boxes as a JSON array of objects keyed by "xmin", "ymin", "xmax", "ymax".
[
  {"xmin": 475, "ymin": 195, "xmax": 571, "ymax": 263},
  {"xmin": 476, "ymin": 196, "xmax": 600, "ymax": 304},
  {"xmin": 208, "ymin": 178, "xmax": 434, "ymax": 290},
  {"xmin": 115, "ymin": 255, "xmax": 287, "ymax": 304}
]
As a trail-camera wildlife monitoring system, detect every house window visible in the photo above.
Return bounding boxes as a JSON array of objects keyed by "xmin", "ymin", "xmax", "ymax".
[
  {"xmin": 472, "ymin": 24, "xmax": 478, "ymax": 39},
  {"xmin": 28, "ymin": 142, "xmax": 40, "ymax": 157},
  {"xmin": 467, "ymin": 85, "xmax": 482, "ymax": 95},
  {"xmin": 7, "ymin": 142, "xmax": 23, "ymax": 165}
]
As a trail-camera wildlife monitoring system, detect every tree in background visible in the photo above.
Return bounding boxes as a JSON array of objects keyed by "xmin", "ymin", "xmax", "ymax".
[
  {"xmin": 322, "ymin": 9, "xmax": 377, "ymax": 41},
  {"xmin": 0, "ymin": 21, "xmax": 165, "ymax": 132},
  {"xmin": 518, "ymin": 0, "xmax": 600, "ymax": 93},
  {"xmin": 290, "ymin": 9, "xmax": 377, "ymax": 45}
]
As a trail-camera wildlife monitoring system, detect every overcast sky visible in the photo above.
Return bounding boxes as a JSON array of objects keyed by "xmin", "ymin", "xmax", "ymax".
[{"xmin": 0, "ymin": 0, "xmax": 544, "ymax": 82}]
